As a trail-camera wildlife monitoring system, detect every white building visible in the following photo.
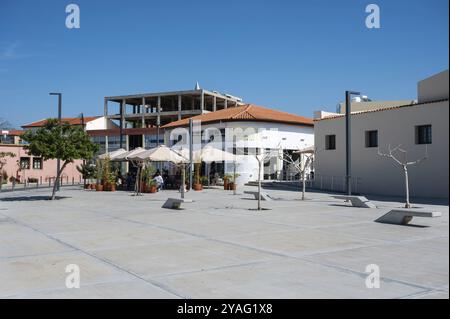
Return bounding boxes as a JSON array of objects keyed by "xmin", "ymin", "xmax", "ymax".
[
  {"xmin": 313, "ymin": 70, "xmax": 449, "ymax": 199},
  {"xmin": 163, "ymin": 104, "xmax": 314, "ymax": 185}
]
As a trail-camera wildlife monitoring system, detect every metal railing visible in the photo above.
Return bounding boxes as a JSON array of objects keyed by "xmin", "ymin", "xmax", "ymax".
[{"xmin": 0, "ymin": 176, "xmax": 83, "ymax": 192}]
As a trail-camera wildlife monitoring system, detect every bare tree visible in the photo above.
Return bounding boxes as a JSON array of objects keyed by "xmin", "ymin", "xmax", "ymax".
[
  {"xmin": 280, "ymin": 148, "xmax": 314, "ymax": 200},
  {"xmin": 378, "ymin": 144, "xmax": 428, "ymax": 208}
]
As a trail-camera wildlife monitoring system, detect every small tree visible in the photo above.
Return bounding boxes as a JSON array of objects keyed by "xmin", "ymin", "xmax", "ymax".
[
  {"xmin": 378, "ymin": 144, "xmax": 428, "ymax": 208},
  {"xmin": 22, "ymin": 119, "xmax": 98, "ymax": 200},
  {"xmin": 280, "ymin": 149, "xmax": 314, "ymax": 200},
  {"xmin": 0, "ymin": 152, "xmax": 15, "ymax": 190},
  {"xmin": 76, "ymin": 162, "xmax": 96, "ymax": 186}
]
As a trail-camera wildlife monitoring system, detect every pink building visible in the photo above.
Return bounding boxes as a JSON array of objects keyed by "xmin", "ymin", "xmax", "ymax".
[{"xmin": 1, "ymin": 130, "xmax": 83, "ymax": 185}]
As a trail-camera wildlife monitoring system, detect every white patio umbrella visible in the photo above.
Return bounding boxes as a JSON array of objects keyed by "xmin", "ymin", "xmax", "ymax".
[
  {"xmin": 129, "ymin": 145, "xmax": 188, "ymax": 163},
  {"xmin": 112, "ymin": 147, "xmax": 147, "ymax": 161},
  {"xmin": 97, "ymin": 148, "xmax": 127, "ymax": 160},
  {"xmin": 127, "ymin": 145, "xmax": 189, "ymax": 198}
]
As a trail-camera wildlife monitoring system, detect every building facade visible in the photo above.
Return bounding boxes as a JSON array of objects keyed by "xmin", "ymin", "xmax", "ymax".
[
  {"xmin": 313, "ymin": 70, "xmax": 449, "ymax": 199},
  {"xmin": 164, "ymin": 104, "xmax": 315, "ymax": 185}
]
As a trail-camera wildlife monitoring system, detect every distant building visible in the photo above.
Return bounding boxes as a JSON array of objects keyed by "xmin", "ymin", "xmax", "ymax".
[
  {"xmin": 313, "ymin": 70, "xmax": 449, "ymax": 199},
  {"xmin": 0, "ymin": 116, "xmax": 116, "ymax": 185},
  {"xmin": 163, "ymin": 104, "xmax": 314, "ymax": 185}
]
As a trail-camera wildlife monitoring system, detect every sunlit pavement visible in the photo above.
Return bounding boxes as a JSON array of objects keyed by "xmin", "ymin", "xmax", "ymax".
[{"xmin": 0, "ymin": 186, "xmax": 448, "ymax": 298}]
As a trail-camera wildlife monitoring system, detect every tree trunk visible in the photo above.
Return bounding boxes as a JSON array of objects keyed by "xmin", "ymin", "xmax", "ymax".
[
  {"xmin": 302, "ymin": 170, "xmax": 306, "ymax": 201},
  {"xmin": 404, "ymin": 165, "xmax": 411, "ymax": 208},
  {"xmin": 51, "ymin": 161, "xmax": 69, "ymax": 200},
  {"xmin": 0, "ymin": 174, "xmax": 3, "ymax": 191}
]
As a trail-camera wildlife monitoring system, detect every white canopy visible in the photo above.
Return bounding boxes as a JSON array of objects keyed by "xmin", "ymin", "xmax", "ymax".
[
  {"xmin": 173, "ymin": 145, "xmax": 236, "ymax": 163},
  {"xmin": 97, "ymin": 148, "xmax": 127, "ymax": 160},
  {"xmin": 128, "ymin": 145, "xmax": 188, "ymax": 164},
  {"xmin": 112, "ymin": 147, "xmax": 147, "ymax": 161}
]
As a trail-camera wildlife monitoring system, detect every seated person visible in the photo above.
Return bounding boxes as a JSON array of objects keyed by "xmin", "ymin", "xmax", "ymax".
[{"xmin": 153, "ymin": 172, "xmax": 164, "ymax": 191}]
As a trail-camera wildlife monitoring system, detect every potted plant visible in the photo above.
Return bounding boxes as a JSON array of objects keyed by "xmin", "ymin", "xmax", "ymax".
[
  {"xmin": 95, "ymin": 159, "xmax": 104, "ymax": 191},
  {"xmin": 77, "ymin": 163, "xmax": 96, "ymax": 189},
  {"xmin": 193, "ymin": 163, "xmax": 203, "ymax": 191},
  {"xmin": 147, "ymin": 179, "xmax": 158, "ymax": 193},
  {"xmin": 141, "ymin": 164, "xmax": 156, "ymax": 193},
  {"xmin": 223, "ymin": 174, "xmax": 233, "ymax": 190},
  {"xmin": 107, "ymin": 169, "xmax": 117, "ymax": 192},
  {"xmin": 228, "ymin": 173, "xmax": 240, "ymax": 191}
]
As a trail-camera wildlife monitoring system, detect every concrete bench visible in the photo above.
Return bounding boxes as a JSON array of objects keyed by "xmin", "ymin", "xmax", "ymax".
[
  {"xmin": 162, "ymin": 198, "xmax": 193, "ymax": 209},
  {"xmin": 244, "ymin": 191, "xmax": 273, "ymax": 201},
  {"xmin": 375, "ymin": 208, "xmax": 442, "ymax": 225},
  {"xmin": 332, "ymin": 195, "xmax": 377, "ymax": 208}
]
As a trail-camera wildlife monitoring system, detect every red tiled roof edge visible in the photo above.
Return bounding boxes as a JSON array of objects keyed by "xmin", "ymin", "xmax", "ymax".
[{"xmin": 314, "ymin": 98, "xmax": 449, "ymax": 122}]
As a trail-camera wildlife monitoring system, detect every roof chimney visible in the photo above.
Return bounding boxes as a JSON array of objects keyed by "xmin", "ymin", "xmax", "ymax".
[{"xmin": 195, "ymin": 81, "xmax": 201, "ymax": 90}]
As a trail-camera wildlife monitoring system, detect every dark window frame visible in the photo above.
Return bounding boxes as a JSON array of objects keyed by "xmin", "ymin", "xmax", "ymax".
[
  {"xmin": 416, "ymin": 125, "xmax": 432, "ymax": 145},
  {"xmin": 365, "ymin": 130, "xmax": 378, "ymax": 148},
  {"xmin": 325, "ymin": 134, "xmax": 336, "ymax": 150},
  {"xmin": 33, "ymin": 157, "xmax": 43, "ymax": 170}
]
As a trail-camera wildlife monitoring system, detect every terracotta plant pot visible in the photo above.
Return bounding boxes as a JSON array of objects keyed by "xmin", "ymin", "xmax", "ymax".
[
  {"xmin": 140, "ymin": 182, "xmax": 147, "ymax": 193},
  {"xmin": 103, "ymin": 183, "xmax": 110, "ymax": 191},
  {"xmin": 95, "ymin": 184, "xmax": 103, "ymax": 191},
  {"xmin": 229, "ymin": 183, "xmax": 236, "ymax": 191},
  {"xmin": 109, "ymin": 183, "xmax": 116, "ymax": 192},
  {"xmin": 193, "ymin": 183, "xmax": 203, "ymax": 191},
  {"xmin": 84, "ymin": 184, "xmax": 90, "ymax": 189},
  {"xmin": 223, "ymin": 179, "xmax": 229, "ymax": 190},
  {"xmin": 149, "ymin": 186, "xmax": 157, "ymax": 193}
]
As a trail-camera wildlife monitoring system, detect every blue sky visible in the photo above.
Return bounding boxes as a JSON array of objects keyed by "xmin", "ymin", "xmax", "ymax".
[{"xmin": 0, "ymin": 0, "xmax": 448, "ymax": 128}]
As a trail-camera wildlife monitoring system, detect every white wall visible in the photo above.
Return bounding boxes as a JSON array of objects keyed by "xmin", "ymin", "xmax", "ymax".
[
  {"xmin": 314, "ymin": 100, "xmax": 449, "ymax": 199},
  {"xmin": 86, "ymin": 117, "xmax": 119, "ymax": 131},
  {"xmin": 418, "ymin": 70, "xmax": 449, "ymax": 103},
  {"xmin": 166, "ymin": 121, "xmax": 314, "ymax": 185}
]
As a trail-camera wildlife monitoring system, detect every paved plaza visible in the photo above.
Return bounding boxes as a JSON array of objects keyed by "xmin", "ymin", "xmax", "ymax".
[{"xmin": 0, "ymin": 186, "xmax": 448, "ymax": 299}]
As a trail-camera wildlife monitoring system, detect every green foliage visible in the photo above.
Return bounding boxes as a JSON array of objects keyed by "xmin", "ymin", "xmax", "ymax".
[
  {"xmin": 76, "ymin": 163, "xmax": 96, "ymax": 180},
  {"xmin": 21, "ymin": 119, "xmax": 98, "ymax": 163},
  {"xmin": 141, "ymin": 164, "xmax": 156, "ymax": 182},
  {"xmin": 200, "ymin": 176, "xmax": 209, "ymax": 186}
]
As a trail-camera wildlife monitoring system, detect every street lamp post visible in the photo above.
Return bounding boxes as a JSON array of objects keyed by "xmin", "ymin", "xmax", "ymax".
[
  {"xmin": 345, "ymin": 90, "xmax": 360, "ymax": 196},
  {"xmin": 50, "ymin": 93, "xmax": 62, "ymax": 191}
]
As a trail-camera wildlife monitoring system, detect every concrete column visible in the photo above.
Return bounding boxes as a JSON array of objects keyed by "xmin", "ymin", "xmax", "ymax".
[
  {"xmin": 120, "ymin": 99, "xmax": 126, "ymax": 149},
  {"xmin": 105, "ymin": 135, "xmax": 109, "ymax": 153},
  {"xmin": 224, "ymin": 99, "xmax": 228, "ymax": 109},
  {"xmin": 200, "ymin": 91, "xmax": 204, "ymax": 112},
  {"xmin": 213, "ymin": 96, "xmax": 217, "ymax": 112},
  {"xmin": 178, "ymin": 94, "xmax": 182, "ymax": 120},
  {"xmin": 141, "ymin": 97, "xmax": 146, "ymax": 128},
  {"xmin": 157, "ymin": 96, "xmax": 161, "ymax": 127},
  {"xmin": 104, "ymin": 99, "xmax": 108, "ymax": 116}
]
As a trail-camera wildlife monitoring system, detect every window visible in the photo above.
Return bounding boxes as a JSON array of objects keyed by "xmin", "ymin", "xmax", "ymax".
[
  {"xmin": 416, "ymin": 125, "xmax": 432, "ymax": 144},
  {"xmin": 325, "ymin": 135, "xmax": 336, "ymax": 150},
  {"xmin": 20, "ymin": 157, "xmax": 30, "ymax": 169},
  {"xmin": 365, "ymin": 130, "xmax": 378, "ymax": 148},
  {"xmin": 33, "ymin": 158, "xmax": 43, "ymax": 170}
]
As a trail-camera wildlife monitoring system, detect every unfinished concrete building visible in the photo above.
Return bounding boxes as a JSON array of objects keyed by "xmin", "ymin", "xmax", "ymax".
[{"xmin": 101, "ymin": 86, "xmax": 243, "ymax": 151}]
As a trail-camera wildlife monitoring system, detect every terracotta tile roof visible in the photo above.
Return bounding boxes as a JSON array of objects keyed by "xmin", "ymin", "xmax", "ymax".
[
  {"xmin": 162, "ymin": 104, "xmax": 313, "ymax": 129},
  {"xmin": 315, "ymin": 98, "xmax": 449, "ymax": 122},
  {"xmin": 22, "ymin": 117, "xmax": 100, "ymax": 128}
]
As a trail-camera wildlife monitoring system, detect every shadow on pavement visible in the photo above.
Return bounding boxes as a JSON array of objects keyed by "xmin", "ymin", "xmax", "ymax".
[{"xmin": 0, "ymin": 196, "xmax": 70, "ymax": 202}]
